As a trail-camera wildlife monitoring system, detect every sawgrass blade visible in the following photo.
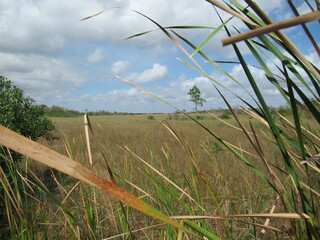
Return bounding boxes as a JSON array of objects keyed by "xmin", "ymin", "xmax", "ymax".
[
  {"xmin": 183, "ymin": 219, "xmax": 221, "ymax": 240},
  {"xmin": 191, "ymin": 17, "xmax": 232, "ymax": 56},
  {"xmin": 126, "ymin": 25, "xmax": 217, "ymax": 40}
]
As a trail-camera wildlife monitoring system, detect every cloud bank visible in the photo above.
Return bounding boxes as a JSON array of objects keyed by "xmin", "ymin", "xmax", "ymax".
[{"xmin": 0, "ymin": 0, "xmax": 316, "ymax": 112}]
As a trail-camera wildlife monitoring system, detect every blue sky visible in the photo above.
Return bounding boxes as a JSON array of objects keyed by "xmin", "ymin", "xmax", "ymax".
[{"xmin": 0, "ymin": 0, "xmax": 319, "ymax": 113}]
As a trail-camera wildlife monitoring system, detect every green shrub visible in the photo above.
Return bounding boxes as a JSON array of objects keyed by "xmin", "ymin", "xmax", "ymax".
[
  {"xmin": 0, "ymin": 76, "xmax": 54, "ymax": 163},
  {"xmin": 147, "ymin": 115, "xmax": 155, "ymax": 120},
  {"xmin": 277, "ymin": 107, "xmax": 292, "ymax": 116},
  {"xmin": 219, "ymin": 113, "xmax": 231, "ymax": 119},
  {"xmin": 203, "ymin": 141, "xmax": 223, "ymax": 153},
  {"xmin": 0, "ymin": 76, "xmax": 54, "ymax": 141}
]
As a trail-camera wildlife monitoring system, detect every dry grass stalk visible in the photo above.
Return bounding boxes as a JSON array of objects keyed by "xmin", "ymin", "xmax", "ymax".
[
  {"xmin": 205, "ymin": 0, "xmax": 258, "ymax": 27},
  {"xmin": 172, "ymin": 213, "xmax": 310, "ymax": 220},
  {"xmin": 287, "ymin": 0, "xmax": 320, "ymax": 57},
  {"xmin": 101, "ymin": 223, "xmax": 166, "ymax": 240},
  {"xmin": 257, "ymin": 195, "xmax": 280, "ymax": 239},
  {"xmin": 221, "ymin": 11, "xmax": 320, "ymax": 46},
  {"xmin": 120, "ymin": 144, "xmax": 205, "ymax": 212},
  {"xmin": 84, "ymin": 113, "xmax": 93, "ymax": 166},
  {"xmin": 301, "ymin": 153, "xmax": 320, "ymax": 164}
]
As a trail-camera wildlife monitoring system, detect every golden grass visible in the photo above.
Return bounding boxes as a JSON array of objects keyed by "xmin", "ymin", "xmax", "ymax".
[
  {"xmin": 40, "ymin": 114, "xmax": 278, "ymax": 199},
  {"xmin": 1, "ymin": 112, "xmax": 318, "ymax": 238}
]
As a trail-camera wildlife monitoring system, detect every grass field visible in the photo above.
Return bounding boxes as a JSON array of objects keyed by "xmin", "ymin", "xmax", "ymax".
[
  {"xmin": 1, "ymin": 110, "xmax": 317, "ymax": 239},
  {"xmin": 9, "ymin": 112, "xmax": 307, "ymax": 239}
]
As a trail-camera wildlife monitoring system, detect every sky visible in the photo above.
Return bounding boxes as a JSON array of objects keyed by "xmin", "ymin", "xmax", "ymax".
[{"xmin": 0, "ymin": 0, "xmax": 319, "ymax": 113}]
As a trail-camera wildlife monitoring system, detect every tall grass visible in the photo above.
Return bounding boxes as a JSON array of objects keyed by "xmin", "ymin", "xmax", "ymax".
[
  {"xmin": 101, "ymin": 0, "xmax": 320, "ymax": 238},
  {"xmin": 0, "ymin": 0, "xmax": 319, "ymax": 239},
  {"xmin": 0, "ymin": 114, "xmax": 317, "ymax": 238}
]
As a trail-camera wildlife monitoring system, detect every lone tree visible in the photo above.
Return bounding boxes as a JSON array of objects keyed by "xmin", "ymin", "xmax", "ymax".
[
  {"xmin": 188, "ymin": 85, "xmax": 206, "ymax": 111},
  {"xmin": 0, "ymin": 76, "xmax": 54, "ymax": 158}
]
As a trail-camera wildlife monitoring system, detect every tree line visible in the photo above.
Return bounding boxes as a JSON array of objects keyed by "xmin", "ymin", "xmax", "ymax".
[{"xmin": 41, "ymin": 105, "xmax": 141, "ymax": 117}]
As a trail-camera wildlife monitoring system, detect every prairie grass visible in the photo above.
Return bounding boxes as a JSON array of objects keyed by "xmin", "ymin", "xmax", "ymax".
[
  {"xmin": 0, "ymin": 114, "xmax": 279, "ymax": 239},
  {"xmin": 1, "ymin": 111, "xmax": 318, "ymax": 239},
  {"xmin": 18, "ymin": 113, "xmax": 305, "ymax": 238}
]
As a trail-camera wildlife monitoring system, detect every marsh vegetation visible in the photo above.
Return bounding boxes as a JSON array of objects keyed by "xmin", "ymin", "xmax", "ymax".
[{"xmin": 1, "ymin": 0, "xmax": 319, "ymax": 239}]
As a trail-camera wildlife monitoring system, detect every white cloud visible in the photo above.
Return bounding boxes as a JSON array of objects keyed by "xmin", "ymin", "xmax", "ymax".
[
  {"xmin": 69, "ymin": 87, "xmax": 160, "ymax": 113},
  {"xmin": 305, "ymin": 51, "xmax": 320, "ymax": 66},
  {"xmin": 247, "ymin": 0, "xmax": 285, "ymax": 14},
  {"xmin": 0, "ymin": 0, "xmax": 293, "ymax": 58},
  {"xmin": 296, "ymin": 1, "xmax": 318, "ymax": 15},
  {"xmin": 127, "ymin": 63, "xmax": 168, "ymax": 83},
  {"xmin": 87, "ymin": 48, "xmax": 107, "ymax": 63},
  {"xmin": 0, "ymin": 52, "xmax": 86, "ymax": 103},
  {"xmin": 0, "ymin": 0, "xmax": 235, "ymax": 54},
  {"xmin": 46, "ymin": 59, "xmax": 298, "ymax": 113},
  {"xmin": 1, "ymin": 0, "xmax": 310, "ymax": 113},
  {"xmin": 0, "ymin": 1, "xmax": 68, "ymax": 53},
  {"xmin": 111, "ymin": 60, "xmax": 130, "ymax": 75}
]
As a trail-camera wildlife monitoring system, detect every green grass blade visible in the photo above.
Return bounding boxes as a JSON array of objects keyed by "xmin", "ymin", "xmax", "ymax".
[
  {"xmin": 183, "ymin": 219, "xmax": 221, "ymax": 240},
  {"xmin": 141, "ymin": 167, "xmax": 193, "ymax": 214},
  {"xmin": 230, "ymin": 0, "xmax": 266, "ymax": 26},
  {"xmin": 191, "ymin": 17, "xmax": 232, "ymax": 56},
  {"xmin": 276, "ymin": 65, "xmax": 320, "ymax": 123},
  {"xmin": 229, "ymin": 36, "xmax": 292, "ymax": 170},
  {"xmin": 284, "ymin": 66, "xmax": 307, "ymax": 160},
  {"xmin": 244, "ymin": 39, "xmax": 290, "ymax": 105},
  {"xmin": 125, "ymin": 29, "xmax": 157, "ymax": 39},
  {"xmin": 126, "ymin": 25, "xmax": 218, "ymax": 40}
]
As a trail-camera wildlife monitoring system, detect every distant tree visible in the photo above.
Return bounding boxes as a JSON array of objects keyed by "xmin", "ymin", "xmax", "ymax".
[
  {"xmin": 44, "ymin": 105, "xmax": 83, "ymax": 117},
  {"xmin": 220, "ymin": 113, "xmax": 231, "ymax": 119},
  {"xmin": 0, "ymin": 76, "xmax": 54, "ymax": 144},
  {"xmin": 188, "ymin": 85, "xmax": 206, "ymax": 111}
]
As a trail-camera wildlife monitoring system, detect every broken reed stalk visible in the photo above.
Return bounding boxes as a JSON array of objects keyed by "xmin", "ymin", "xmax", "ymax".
[
  {"xmin": 84, "ymin": 113, "xmax": 93, "ymax": 167},
  {"xmin": 221, "ymin": 11, "xmax": 320, "ymax": 46}
]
